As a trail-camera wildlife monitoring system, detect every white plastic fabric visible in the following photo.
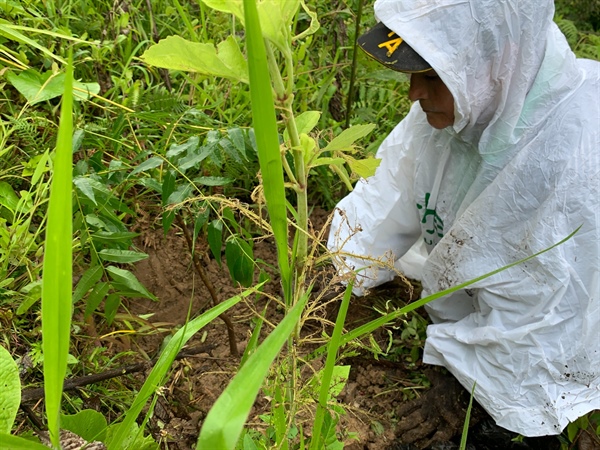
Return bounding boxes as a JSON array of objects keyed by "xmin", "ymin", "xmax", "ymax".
[{"xmin": 328, "ymin": 0, "xmax": 600, "ymax": 437}]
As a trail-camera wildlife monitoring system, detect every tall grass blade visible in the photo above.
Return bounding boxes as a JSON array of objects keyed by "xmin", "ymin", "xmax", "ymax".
[
  {"xmin": 243, "ymin": 0, "xmax": 291, "ymax": 298},
  {"xmin": 460, "ymin": 383, "xmax": 476, "ymax": 450},
  {"xmin": 41, "ymin": 56, "xmax": 73, "ymax": 448},
  {"xmin": 196, "ymin": 292, "xmax": 310, "ymax": 450},
  {"xmin": 310, "ymin": 281, "xmax": 353, "ymax": 450},
  {"xmin": 107, "ymin": 286, "xmax": 260, "ymax": 450}
]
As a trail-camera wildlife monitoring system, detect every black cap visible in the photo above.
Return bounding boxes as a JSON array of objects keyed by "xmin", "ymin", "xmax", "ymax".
[{"xmin": 358, "ymin": 21, "xmax": 431, "ymax": 73}]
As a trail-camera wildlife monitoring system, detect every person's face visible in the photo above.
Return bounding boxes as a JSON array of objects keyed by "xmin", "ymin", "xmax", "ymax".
[{"xmin": 408, "ymin": 70, "xmax": 455, "ymax": 129}]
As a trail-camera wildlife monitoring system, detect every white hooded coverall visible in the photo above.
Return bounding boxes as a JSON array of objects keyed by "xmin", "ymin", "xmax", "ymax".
[{"xmin": 328, "ymin": 0, "xmax": 600, "ymax": 436}]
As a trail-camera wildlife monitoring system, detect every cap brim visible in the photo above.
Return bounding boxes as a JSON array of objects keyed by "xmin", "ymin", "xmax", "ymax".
[{"xmin": 358, "ymin": 22, "xmax": 431, "ymax": 73}]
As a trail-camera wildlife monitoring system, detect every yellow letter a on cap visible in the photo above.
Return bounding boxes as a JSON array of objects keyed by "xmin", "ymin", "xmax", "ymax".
[{"xmin": 378, "ymin": 31, "xmax": 403, "ymax": 57}]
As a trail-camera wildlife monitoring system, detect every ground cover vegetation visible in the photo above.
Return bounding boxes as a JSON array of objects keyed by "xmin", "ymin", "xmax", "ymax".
[{"xmin": 0, "ymin": 0, "xmax": 599, "ymax": 449}]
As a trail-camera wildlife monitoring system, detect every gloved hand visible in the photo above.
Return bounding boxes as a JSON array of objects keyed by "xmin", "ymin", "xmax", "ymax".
[{"xmin": 391, "ymin": 368, "xmax": 483, "ymax": 449}]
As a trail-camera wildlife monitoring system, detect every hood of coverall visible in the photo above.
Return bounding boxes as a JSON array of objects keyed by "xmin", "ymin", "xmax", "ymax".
[{"xmin": 374, "ymin": 0, "xmax": 556, "ymax": 149}]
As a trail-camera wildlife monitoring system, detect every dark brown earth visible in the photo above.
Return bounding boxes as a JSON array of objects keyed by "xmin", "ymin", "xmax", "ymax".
[
  {"xmin": 118, "ymin": 208, "xmax": 446, "ymax": 449},
  {"xmin": 45, "ymin": 208, "xmax": 593, "ymax": 450}
]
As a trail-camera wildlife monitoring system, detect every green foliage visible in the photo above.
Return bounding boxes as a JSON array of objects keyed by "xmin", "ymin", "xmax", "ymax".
[
  {"xmin": 41, "ymin": 56, "xmax": 73, "ymax": 447},
  {"xmin": 0, "ymin": 1, "xmax": 591, "ymax": 449},
  {"xmin": 0, "ymin": 346, "xmax": 20, "ymax": 435}
]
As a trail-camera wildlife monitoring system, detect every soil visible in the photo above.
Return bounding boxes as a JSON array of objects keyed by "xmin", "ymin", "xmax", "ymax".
[
  {"xmin": 51, "ymin": 208, "xmax": 586, "ymax": 450},
  {"xmin": 112, "ymin": 208, "xmax": 437, "ymax": 449}
]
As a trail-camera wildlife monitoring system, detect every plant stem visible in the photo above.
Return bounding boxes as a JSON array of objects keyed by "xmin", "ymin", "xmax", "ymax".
[
  {"xmin": 176, "ymin": 213, "xmax": 238, "ymax": 357},
  {"xmin": 265, "ymin": 43, "xmax": 308, "ymax": 282},
  {"xmin": 346, "ymin": 0, "xmax": 365, "ymax": 128}
]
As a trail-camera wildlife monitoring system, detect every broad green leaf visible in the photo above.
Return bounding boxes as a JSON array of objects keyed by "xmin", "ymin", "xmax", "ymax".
[
  {"xmin": 5, "ymin": 69, "xmax": 99, "ymax": 105},
  {"xmin": 283, "ymin": 111, "xmax": 320, "ymax": 143},
  {"xmin": 130, "ymin": 157, "xmax": 164, "ymax": 176},
  {"xmin": 166, "ymin": 184, "xmax": 194, "ymax": 205},
  {"xmin": 225, "ymin": 237, "xmax": 254, "ymax": 287},
  {"xmin": 90, "ymin": 231, "xmax": 139, "ymax": 245},
  {"xmin": 166, "ymin": 137, "xmax": 199, "ymax": 160},
  {"xmin": 322, "ymin": 124, "xmax": 376, "ymax": 152},
  {"xmin": 0, "ymin": 345, "xmax": 20, "ymax": 434},
  {"xmin": 141, "ymin": 35, "xmax": 248, "ymax": 83},
  {"xmin": 105, "ymin": 421, "xmax": 159, "ymax": 450},
  {"xmin": 207, "ymin": 220, "xmax": 223, "ymax": 266},
  {"xmin": 84, "ymin": 281, "xmax": 110, "ymax": 319},
  {"xmin": 15, "ymin": 280, "xmax": 42, "ymax": 316},
  {"xmin": 227, "ymin": 127, "xmax": 246, "ymax": 157},
  {"xmin": 343, "ymin": 154, "xmax": 382, "ymax": 179},
  {"xmin": 98, "ymin": 249, "xmax": 149, "ymax": 264},
  {"xmin": 106, "ymin": 266, "xmax": 157, "ymax": 301},
  {"xmin": 201, "ymin": 0, "xmax": 300, "ymax": 52},
  {"xmin": 0, "ymin": 181, "xmax": 19, "ymax": 213},
  {"xmin": 0, "ymin": 433, "xmax": 49, "ymax": 450},
  {"xmin": 177, "ymin": 146, "xmax": 213, "ymax": 172},
  {"xmin": 107, "ymin": 288, "xmax": 259, "ymax": 450},
  {"xmin": 73, "ymin": 176, "xmax": 97, "ymax": 205},
  {"xmin": 197, "ymin": 291, "xmax": 309, "ymax": 450},
  {"xmin": 309, "ymin": 157, "xmax": 345, "ymax": 169},
  {"xmin": 73, "ymin": 265, "xmax": 103, "ymax": 303},
  {"xmin": 243, "ymin": 0, "xmax": 290, "ymax": 297},
  {"xmin": 104, "ymin": 294, "xmax": 120, "ymax": 326},
  {"xmin": 41, "ymin": 57, "xmax": 73, "ymax": 448},
  {"xmin": 61, "ymin": 410, "xmax": 107, "ymax": 443},
  {"xmin": 161, "ymin": 171, "xmax": 176, "ymax": 206}
]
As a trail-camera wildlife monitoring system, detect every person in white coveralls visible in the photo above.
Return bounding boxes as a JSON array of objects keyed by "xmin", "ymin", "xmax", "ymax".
[{"xmin": 328, "ymin": 0, "xmax": 600, "ymax": 444}]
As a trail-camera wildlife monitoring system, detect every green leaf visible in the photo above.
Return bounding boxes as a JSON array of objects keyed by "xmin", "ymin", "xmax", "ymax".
[
  {"xmin": 0, "ymin": 21, "xmax": 66, "ymax": 64},
  {"xmin": 84, "ymin": 281, "xmax": 110, "ymax": 319},
  {"xmin": 0, "ymin": 181, "xmax": 19, "ymax": 214},
  {"xmin": 107, "ymin": 288, "xmax": 259, "ymax": 450},
  {"xmin": 343, "ymin": 154, "xmax": 382, "ymax": 179},
  {"xmin": 242, "ymin": 0, "xmax": 290, "ymax": 297},
  {"xmin": 15, "ymin": 280, "xmax": 42, "ymax": 315},
  {"xmin": 193, "ymin": 176, "xmax": 233, "ymax": 186},
  {"xmin": 283, "ymin": 111, "xmax": 320, "ymax": 143},
  {"xmin": 323, "ymin": 124, "xmax": 376, "ymax": 152},
  {"xmin": 41, "ymin": 56, "xmax": 74, "ymax": 448},
  {"xmin": 73, "ymin": 265, "xmax": 103, "ymax": 303},
  {"xmin": 141, "ymin": 35, "xmax": 248, "ymax": 83},
  {"xmin": 201, "ymin": 0, "xmax": 300, "ymax": 52},
  {"xmin": 0, "ymin": 433, "xmax": 49, "ymax": 450},
  {"xmin": 98, "ymin": 249, "xmax": 149, "ymax": 264},
  {"xmin": 130, "ymin": 157, "xmax": 164, "ymax": 176},
  {"xmin": 90, "ymin": 231, "xmax": 139, "ymax": 246},
  {"xmin": 106, "ymin": 266, "xmax": 157, "ymax": 301},
  {"xmin": 161, "ymin": 171, "xmax": 176, "ymax": 206},
  {"xmin": 104, "ymin": 294, "xmax": 120, "ymax": 326},
  {"xmin": 0, "ymin": 345, "xmax": 20, "ymax": 434},
  {"xmin": 73, "ymin": 176, "xmax": 97, "ymax": 205},
  {"xmin": 310, "ymin": 283, "xmax": 352, "ymax": 450},
  {"xmin": 105, "ymin": 421, "xmax": 159, "ymax": 450},
  {"xmin": 61, "ymin": 410, "xmax": 107, "ymax": 443},
  {"xmin": 166, "ymin": 137, "xmax": 199, "ymax": 160},
  {"xmin": 196, "ymin": 291, "xmax": 309, "ymax": 450},
  {"xmin": 309, "ymin": 157, "xmax": 345, "ymax": 169},
  {"xmin": 207, "ymin": 220, "xmax": 223, "ymax": 266},
  {"xmin": 225, "ymin": 237, "xmax": 254, "ymax": 287},
  {"xmin": 5, "ymin": 69, "xmax": 99, "ymax": 105}
]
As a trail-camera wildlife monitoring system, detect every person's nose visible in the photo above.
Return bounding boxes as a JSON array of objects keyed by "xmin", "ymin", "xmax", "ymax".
[{"xmin": 408, "ymin": 74, "xmax": 428, "ymax": 102}]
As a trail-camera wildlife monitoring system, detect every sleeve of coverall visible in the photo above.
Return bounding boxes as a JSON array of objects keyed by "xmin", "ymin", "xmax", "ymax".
[{"xmin": 327, "ymin": 110, "xmax": 423, "ymax": 295}]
